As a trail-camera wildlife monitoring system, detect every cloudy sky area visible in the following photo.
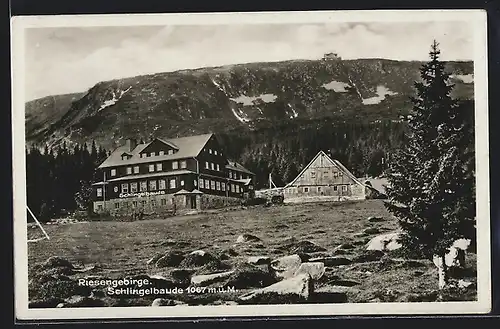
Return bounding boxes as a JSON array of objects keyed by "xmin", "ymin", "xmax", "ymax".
[{"xmin": 25, "ymin": 21, "xmax": 472, "ymax": 100}]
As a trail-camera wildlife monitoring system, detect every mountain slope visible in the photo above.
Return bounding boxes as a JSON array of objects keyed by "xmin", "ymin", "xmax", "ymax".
[{"xmin": 25, "ymin": 58, "xmax": 474, "ymax": 151}]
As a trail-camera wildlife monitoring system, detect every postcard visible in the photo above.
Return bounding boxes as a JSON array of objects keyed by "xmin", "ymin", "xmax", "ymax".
[{"xmin": 11, "ymin": 9, "xmax": 490, "ymax": 320}]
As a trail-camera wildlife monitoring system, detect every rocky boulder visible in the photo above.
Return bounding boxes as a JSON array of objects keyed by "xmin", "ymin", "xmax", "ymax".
[
  {"xmin": 247, "ymin": 256, "xmax": 271, "ymax": 266},
  {"xmin": 179, "ymin": 250, "xmax": 220, "ymax": 268},
  {"xmin": 239, "ymin": 273, "xmax": 313, "ymax": 304},
  {"xmin": 309, "ymin": 256, "xmax": 352, "ymax": 266},
  {"xmin": 236, "ymin": 234, "xmax": 262, "ymax": 244},
  {"xmin": 155, "ymin": 251, "xmax": 185, "ymax": 268},
  {"xmin": 151, "ymin": 298, "xmax": 186, "ymax": 306},
  {"xmin": 366, "ymin": 232, "xmax": 402, "ymax": 251},
  {"xmin": 293, "ymin": 262, "xmax": 325, "ymax": 280},
  {"xmin": 224, "ymin": 262, "xmax": 276, "ymax": 289},
  {"xmin": 190, "ymin": 270, "xmax": 235, "ymax": 286},
  {"xmin": 270, "ymin": 254, "xmax": 302, "ymax": 280}
]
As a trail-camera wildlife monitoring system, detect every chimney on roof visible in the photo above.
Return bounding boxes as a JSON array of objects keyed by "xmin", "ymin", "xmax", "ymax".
[{"xmin": 125, "ymin": 138, "xmax": 137, "ymax": 152}]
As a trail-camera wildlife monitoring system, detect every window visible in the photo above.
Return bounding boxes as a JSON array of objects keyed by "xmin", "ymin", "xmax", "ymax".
[
  {"xmin": 304, "ymin": 187, "xmax": 309, "ymax": 193},
  {"xmin": 111, "ymin": 169, "xmax": 116, "ymax": 177},
  {"xmin": 318, "ymin": 187, "xmax": 322, "ymax": 193},
  {"xmin": 205, "ymin": 162, "xmax": 209, "ymax": 169},
  {"xmin": 172, "ymin": 161, "xmax": 179, "ymax": 170},
  {"xmin": 235, "ymin": 185, "xmax": 240, "ymax": 193},
  {"xmin": 339, "ymin": 172, "xmax": 343, "ymax": 177},
  {"xmin": 97, "ymin": 204, "xmax": 103, "ymax": 211},
  {"xmin": 97, "ymin": 188, "xmax": 102, "ymax": 197},
  {"xmin": 209, "ymin": 149, "xmax": 212, "ymax": 154},
  {"xmin": 211, "ymin": 163, "xmax": 215, "ymax": 170},
  {"xmin": 214, "ymin": 150, "xmax": 218, "ymax": 155},
  {"xmin": 114, "ymin": 186, "xmax": 118, "ymax": 193},
  {"xmin": 168, "ymin": 149, "xmax": 174, "ymax": 155},
  {"xmin": 311, "ymin": 171, "xmax": 316, "ymax": 178},
  {"xmin": 216, "ymin": 164, "xmax": 220, "ymax": 171},
  {"xmin": 141, "ymin": 200, "xmax": 147, "ymax": 206},
  {"xmin": 180, "ymin": 160, "xmax": 187, "ymax": 169},
  {"xmin": 149, "ymin": 180, "xmax": 157, "ymax": 191},
  {"xmin": 229, "ymin": 171, "xmax": 233, "ymax": 179},
  {"xmin": 199, "ymin": 179, "xmax": 204, "ymax": 189},
  {"xmin": 239, "ymin": 173, "xmax": 243, "ymax": 179},
  {"xmin": 126, "ymin": 167, "xmax": 132, "ymax": 175},
  {"xmin": 151, "ymin": 200, "xmax": 157, "ymax": 207},
  {"xmin": 221, "ymin": 183, "xmax": 226, "ymax": 191},
  {"xmin": 333, "ymin": 185, "xmax": 338, "ymax": 191},
  {"xmin": 140, "ymin": 181, "xmax": 147, "ymax": 192},
  {"xmin": 161, "ymin": 198, "xmax": 167, "ymax": 206},
  {"xmin": 123, "ymin": 202, "xmax": 129, "ymax": 208},
  {"xmin": 194, "ymin": 179, "xmax": 197, "ymax": 187},
  {"xmin": 149, "ymin": 164, "xmax": 155, "ymax": 172},
  {"xmin": 216, "ymin": 181, "xmax": 221, "ymax": 190},
  {"xmin": 170, "ymin": 179, "xmax": 176, "ymax": 189},
  {"xmin": 140, "ymin": 154, "xmax": 145, "ymax": 158},
  {"xmin": 180, "ymin": 180, "xmax": 185, "ymax": 187},
  {"xmin": 342, "ymin": 185, "xmax": 347, "ymax": 191},
  {"xmin": 159, "ymin": 151, "xmax": 164, "ymax": 156},
  {"xmin": 159, "ymin": 179, "xmax": 166, "ymax": 190},
  {"xmin": 205, "ymin": 179, "xmax": 210, "ymax": 189},
  {"xmin": 231, "ymin": 184, "xmax": 235, "ymax": 193},
  {"xmin": 133, "ymin": 166, "xmax": 139, "ymax": 174},
  {"xmin": 130, "ymin": 182, "xmax": 138, "ymax": 193},
  {"xmin": 121, "ymin": 183, "xmax": 129, "ymax": 194},
  {"xmin": 132, "ymin": 201, "xmax": 138, "ymax": 208},
  {"xmin": 151, "ymin": 152, "xmax": 156, "ymax": 157},
  {"xmin": 114, "ymin": 203, "xmax": 119, "ymax": 209},
  {"xmin": 211, "ymin": 180, "xmax": 216, "ymax": 190}
]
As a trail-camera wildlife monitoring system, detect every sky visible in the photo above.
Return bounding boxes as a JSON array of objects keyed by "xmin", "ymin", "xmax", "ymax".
[{"xmin": 24, "ymin": 21, "xmax": 473, "ymax": 101}]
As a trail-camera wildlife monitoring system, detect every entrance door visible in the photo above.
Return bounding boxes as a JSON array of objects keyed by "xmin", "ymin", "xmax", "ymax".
[{"xmin": 190, "ymin": 195, "xmax": 197, "ymax": 209}]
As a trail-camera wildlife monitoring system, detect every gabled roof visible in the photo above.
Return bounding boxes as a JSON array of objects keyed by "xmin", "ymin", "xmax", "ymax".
[
  {"xmin": 284, "ymin": 150, "xmax": 365, "ymax": 188},
  {"xmin": 226, "ymin": 160, "xmax": 255, "ymax": 175},
  {"xmin": 98, "ymin": 133, "xmax": 213, "ymax": 169}
]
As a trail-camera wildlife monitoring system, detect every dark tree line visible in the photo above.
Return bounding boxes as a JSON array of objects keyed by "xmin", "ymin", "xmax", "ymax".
[{"xmin": 26, "ymin": 141, "xmax": 108, "ymax": 222}]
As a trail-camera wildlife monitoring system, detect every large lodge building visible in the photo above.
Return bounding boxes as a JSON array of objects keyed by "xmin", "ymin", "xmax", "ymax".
[{"xmin": 92, "ymin": 133, "xmax": 255, "ymax": 215}]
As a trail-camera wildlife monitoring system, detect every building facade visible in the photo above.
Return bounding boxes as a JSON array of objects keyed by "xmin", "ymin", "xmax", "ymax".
[
  {"xmin": 283, "ymin": 151, "xmax": 366, "ymax": 203},
  {"xmin": 92, "ymin": 133, "xmax": 255, "ymax": 215}
]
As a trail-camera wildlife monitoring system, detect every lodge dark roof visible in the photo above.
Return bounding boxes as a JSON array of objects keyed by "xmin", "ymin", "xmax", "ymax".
[
  {"xmin": 226, "ymin": 160, "xmax": 254, "ymax": 175},
  {"xmin": 98, "ymin": 134, "xmax": 213, "ymax": 169}
]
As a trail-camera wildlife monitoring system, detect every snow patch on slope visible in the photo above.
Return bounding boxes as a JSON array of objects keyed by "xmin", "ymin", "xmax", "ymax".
[
  {"xmin": 362, "ymin": 85, "xmax": 398, "ymax": 105},
  {"xmin": 98, "ymin": 86, "xmax": 131, "ymax": 112},
  {"xmin": 322, "ymin": 80, "xmax": 350, "ymax": 92},
  {"xmin": 230, "ymin": 94, "xmax": 277, "ymax": 106},
  {"xmin": 231, "ymin": 107, "xmax": 251, "ymax": 123}
]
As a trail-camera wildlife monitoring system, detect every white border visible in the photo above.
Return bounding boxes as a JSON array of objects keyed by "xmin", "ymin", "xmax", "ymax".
[{"xmin": 11, "ymin": 10, "xmax": 491, "ymax": 321}]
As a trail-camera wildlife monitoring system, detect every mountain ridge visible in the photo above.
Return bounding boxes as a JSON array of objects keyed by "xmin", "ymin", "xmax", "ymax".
[{"xmin": 25, "ymin": 58, "xmax": 474, "ymax": 152}]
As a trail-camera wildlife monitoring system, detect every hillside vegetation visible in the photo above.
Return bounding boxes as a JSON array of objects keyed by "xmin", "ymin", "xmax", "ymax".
[{"xmin": 25, "ymin": 58, "xmax": 474, "ymax": 188}]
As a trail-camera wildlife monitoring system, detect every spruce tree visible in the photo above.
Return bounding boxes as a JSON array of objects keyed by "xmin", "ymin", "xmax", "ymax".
[{"xmin": 384, "ymin": 40, "xmax": 475, "ymax": 289}]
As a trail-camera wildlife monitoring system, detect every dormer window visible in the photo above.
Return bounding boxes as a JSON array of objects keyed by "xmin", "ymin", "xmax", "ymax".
[
  {"xmin": 150, "ymin": 152, "xmax": 156, "ymax": 157},
  {"xmin": 209, "ymin": 149, "xmax": 212, "ymax": 154},
  {"xmin": 159, "ymin": 151, "xmax": 164, "ymax": 156},
  {"xmin": 110, "ymin": 169, "xmax": 116, "ymax": 177},
  {"xmin": 168, "ymin": 150, "xmax": 174, "ymax": 155},
  {"xmin": 140, "ymin": 154, "xmax": 145, "ymax": 158},
  {"xmin": 214, "ymin": 150, "xmax": 218, "ymax": 155}
]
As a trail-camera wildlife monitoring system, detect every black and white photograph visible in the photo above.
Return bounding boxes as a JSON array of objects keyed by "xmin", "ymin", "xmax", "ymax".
[{"xmin": 11, "ymin": 10, "xmax": 490, "ymax": 320}]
